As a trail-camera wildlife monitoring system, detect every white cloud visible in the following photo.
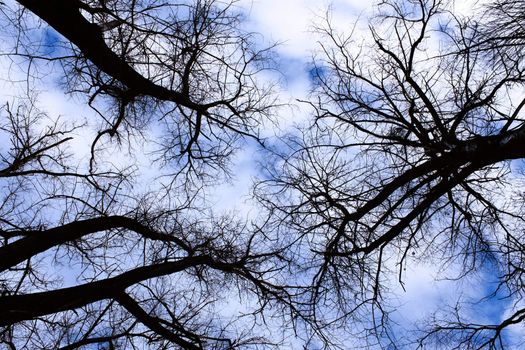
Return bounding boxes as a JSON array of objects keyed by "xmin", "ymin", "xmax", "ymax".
[
  {"xmin": 238, "ymin": 0, "xmax": 373, "ymax": 59},
  {"xmin": 452, "ymin": 0, "xmax": 491, "ymax": 17}
]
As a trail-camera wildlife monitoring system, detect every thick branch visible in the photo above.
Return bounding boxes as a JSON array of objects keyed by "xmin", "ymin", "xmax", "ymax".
[
  {"xmin": 116, "ymin": 293, "xmax": 202, "ymax": 350},
  {"xmin": 0, "ymin": 216, "xmax": 190, "ymax": 272},
  {"xmin": 0, "ymin": 256, "xmax": 212, "ymax": 326},
  {"xmin": 15, "ymin": 0, "xmax": 208, "ymax": 112}
]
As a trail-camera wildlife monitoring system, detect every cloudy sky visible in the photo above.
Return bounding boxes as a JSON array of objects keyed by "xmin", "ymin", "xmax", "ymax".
[
  {"xmin": 0, "ymin": 0, "xmax": 522, "ymax": 347},
  {"xmin": 221, "ymin": 0, "xmax": 522, "ymax": 346}
]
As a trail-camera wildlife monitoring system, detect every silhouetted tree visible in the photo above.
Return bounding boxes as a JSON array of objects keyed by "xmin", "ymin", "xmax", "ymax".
[
  {"xmin": 0, "ymin": 1, "xmax": 288, "ymax": 349},
  {"xmin": 256, "ymin": 0, "xmax": 525, "ymax": 348},
  {"xmin": 3, "ymin": 0, "xmax": 525, "ymax": 349}
]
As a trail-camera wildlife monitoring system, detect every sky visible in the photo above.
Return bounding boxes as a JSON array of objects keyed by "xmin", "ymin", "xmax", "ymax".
[
  {"xmin": 135, "ymin": 0, "xmax": 523, "ymax": 346},
  {"xmin": 211, "ymin": 0, "xmax": 372, "ymax": 214},
  {"xmin": 220, "ymin": 0, "xmax": 523, "ymax": 347},
  {"xmin": 0, "ymin": 0, "xmax": 523, "ymax": 348}
]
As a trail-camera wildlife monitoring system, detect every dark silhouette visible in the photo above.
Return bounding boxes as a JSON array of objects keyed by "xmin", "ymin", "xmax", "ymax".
[{"xmin": 1, "ymin": 0, "xmax": 525, "ymax": 349}]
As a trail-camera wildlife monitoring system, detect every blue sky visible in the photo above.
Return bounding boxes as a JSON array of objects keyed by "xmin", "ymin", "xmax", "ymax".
[
  {"xmin": 228, "ymin": 0, "xmax": 524, "ymax": 347},
  {"xmin": 1, "ymin": 0, "xmax": 524, "ymax": 348}
]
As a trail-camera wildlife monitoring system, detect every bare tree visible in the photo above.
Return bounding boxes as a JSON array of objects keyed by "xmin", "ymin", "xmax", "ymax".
[
  {"xmin": 256, "ymin": 0, "xmax": 525, "ymax": 348},
  {"xmin": 8, "ymin": 0, "xmax": 276, "ymax": 182},
  {"xmin": 475, "ymin": 0, "xmax": 525, "ymax": 56},
  {"xmin": 4, "ymin": 0, "xmax": 525, "ymax": 348},
  {"xmin": 0, "ymin": 0, "xmax": 294, "ymax": 349}
]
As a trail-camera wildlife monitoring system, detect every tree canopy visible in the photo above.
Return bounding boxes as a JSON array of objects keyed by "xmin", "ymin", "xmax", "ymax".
[{"xmin": 0, "ymin": 0, "xmax": 524, "ymax": 349}]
